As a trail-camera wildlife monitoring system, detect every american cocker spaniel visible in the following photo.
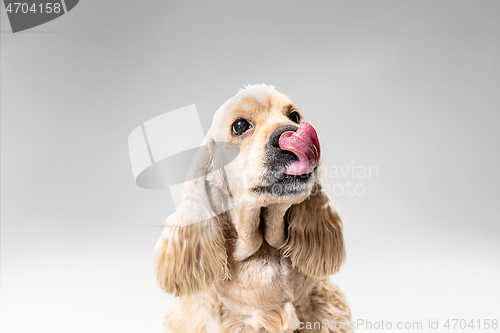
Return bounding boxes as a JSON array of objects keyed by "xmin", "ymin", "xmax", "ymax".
[{"xmin": 154, "ymin": 84, "xmax": 351, "ymax": 332}]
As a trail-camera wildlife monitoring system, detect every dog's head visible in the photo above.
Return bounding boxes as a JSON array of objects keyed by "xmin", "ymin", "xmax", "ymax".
[
  {"xmin": 207, "ymin": 84, "xmax": 321, "ymax": 205},
  {"xmin": 155, "ymin": 85, "xmax": 345, "ymax": 297}
]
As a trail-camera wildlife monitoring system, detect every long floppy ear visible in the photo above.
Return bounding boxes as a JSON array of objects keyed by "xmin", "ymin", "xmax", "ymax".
[
  {"xmin": 282, "ymin": 182, "xmax": 345, "ymax": 278},
  {"xmin": 154, "ymin": 142, "xmax": 229, "ymax": 297}
]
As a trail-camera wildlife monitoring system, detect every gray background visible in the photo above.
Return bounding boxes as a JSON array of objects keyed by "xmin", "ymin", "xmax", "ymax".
[{"xmin": 1, "ymin": 1, "xmax": 499, "ymax": 332}]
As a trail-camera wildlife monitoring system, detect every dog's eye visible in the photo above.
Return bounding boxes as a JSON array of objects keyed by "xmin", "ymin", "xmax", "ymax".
[
  {"xmin": 232, "ymin": 119, "xmax": 252, "ymax": 136},
  {"xmin": 288, "ymin": 111, "xmax": 301, "ymax": 124}
]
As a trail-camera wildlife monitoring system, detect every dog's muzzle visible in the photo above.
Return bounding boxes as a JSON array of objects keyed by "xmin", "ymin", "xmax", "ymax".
[
  {"xmin": 255, "ymin": 123, "xmax": 321, "ymax": 196},
  {"xmin": 268, "ymin": 123, "xmax": 321, "ymax": 175},
  {"xmin": 278, "ymin": 122, "xmax": 321, "ymax": 175}
]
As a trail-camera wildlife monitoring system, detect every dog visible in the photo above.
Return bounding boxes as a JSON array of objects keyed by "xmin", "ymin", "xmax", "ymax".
[{"xmin": 154, "ymin": 84, "xmax": 351, "ymax": 332}]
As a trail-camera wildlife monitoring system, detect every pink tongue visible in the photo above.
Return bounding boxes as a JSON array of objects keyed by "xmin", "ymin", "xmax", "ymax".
[{"xmin": 279, "ymin": 122, "xmax": 321, "ymax": 175}]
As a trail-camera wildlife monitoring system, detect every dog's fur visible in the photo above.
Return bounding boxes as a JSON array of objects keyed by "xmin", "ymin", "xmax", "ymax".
[{"xmin": 154, "ymin": 85, "xmax": 351, "ymax": 332}]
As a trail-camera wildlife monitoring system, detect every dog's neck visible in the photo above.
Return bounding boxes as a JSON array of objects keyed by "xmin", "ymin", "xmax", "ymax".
[
  {"xmin": 230, "ymin": 202, "xmax": 291, "ymax": 261},
  {"xmin": 261, "ymin": 204, "xmax": 292, "ymax": 248}
]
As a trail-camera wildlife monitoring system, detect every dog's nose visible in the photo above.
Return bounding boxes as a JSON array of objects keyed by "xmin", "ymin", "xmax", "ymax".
[{"xmin": 269, "ymin": 125, "xmax": 298, "ymax": 149}]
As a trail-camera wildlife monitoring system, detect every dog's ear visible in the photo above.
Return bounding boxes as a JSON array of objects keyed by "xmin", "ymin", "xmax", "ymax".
[
  {"xmin": 282, "ymin": 182, "xmax": 345, "ymax": 278},
  {"xmin": 154, "ymin": 142, "xmax": 229, "ymax": 297}
]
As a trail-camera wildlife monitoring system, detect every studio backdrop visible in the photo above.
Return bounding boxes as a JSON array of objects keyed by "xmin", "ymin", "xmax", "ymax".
[{"xmin": 1, "ymin": 1, "xmax": 499, "ymax": 333}]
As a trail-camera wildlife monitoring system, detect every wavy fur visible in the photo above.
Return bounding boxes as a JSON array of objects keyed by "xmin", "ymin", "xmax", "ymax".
[
  {"xmin": 282, "ymin": 183, "xmax": 345, "ymax": 278},
  {"xmin": 154, "ymin": 142, "xmax": 229, "ymax": 297}
]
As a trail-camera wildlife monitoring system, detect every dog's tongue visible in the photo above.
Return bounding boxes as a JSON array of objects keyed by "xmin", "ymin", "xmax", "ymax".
[{"xmin": 279, "ymin": 122, "xmax": 321, "ymax": 175}]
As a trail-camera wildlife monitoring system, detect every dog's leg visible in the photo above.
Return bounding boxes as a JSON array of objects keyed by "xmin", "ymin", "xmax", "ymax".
[
  {"xmin": 295, "ymin": 279, "xmax": 352, "ymax": 333},
  {"xmin": 263, "ymin": 203, "xmax": 291, "ymax": 249},
  {"xmin": 163, "ymin": 292, "xmax": 220, "ymax": 333}
]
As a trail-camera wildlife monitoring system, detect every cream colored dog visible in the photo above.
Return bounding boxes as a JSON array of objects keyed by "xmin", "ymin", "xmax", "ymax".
[{"xmin": 154, "ymin": 84, "xmax": 351, "ymax": 332}]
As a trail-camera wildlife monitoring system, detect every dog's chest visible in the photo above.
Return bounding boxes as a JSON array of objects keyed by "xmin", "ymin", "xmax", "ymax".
[
  {"xmin": 244, "ymin": 254, "xmax": 293, "ymax": 288},
  {"xmin": 217, "ymin": 249, "xmax": 299, "ymax": 309}
]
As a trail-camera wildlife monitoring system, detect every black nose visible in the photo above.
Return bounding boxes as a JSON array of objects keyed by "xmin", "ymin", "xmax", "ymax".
[{"xmin": 269, "ymin": 125, "xmax": 298, "ymax": 149}]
